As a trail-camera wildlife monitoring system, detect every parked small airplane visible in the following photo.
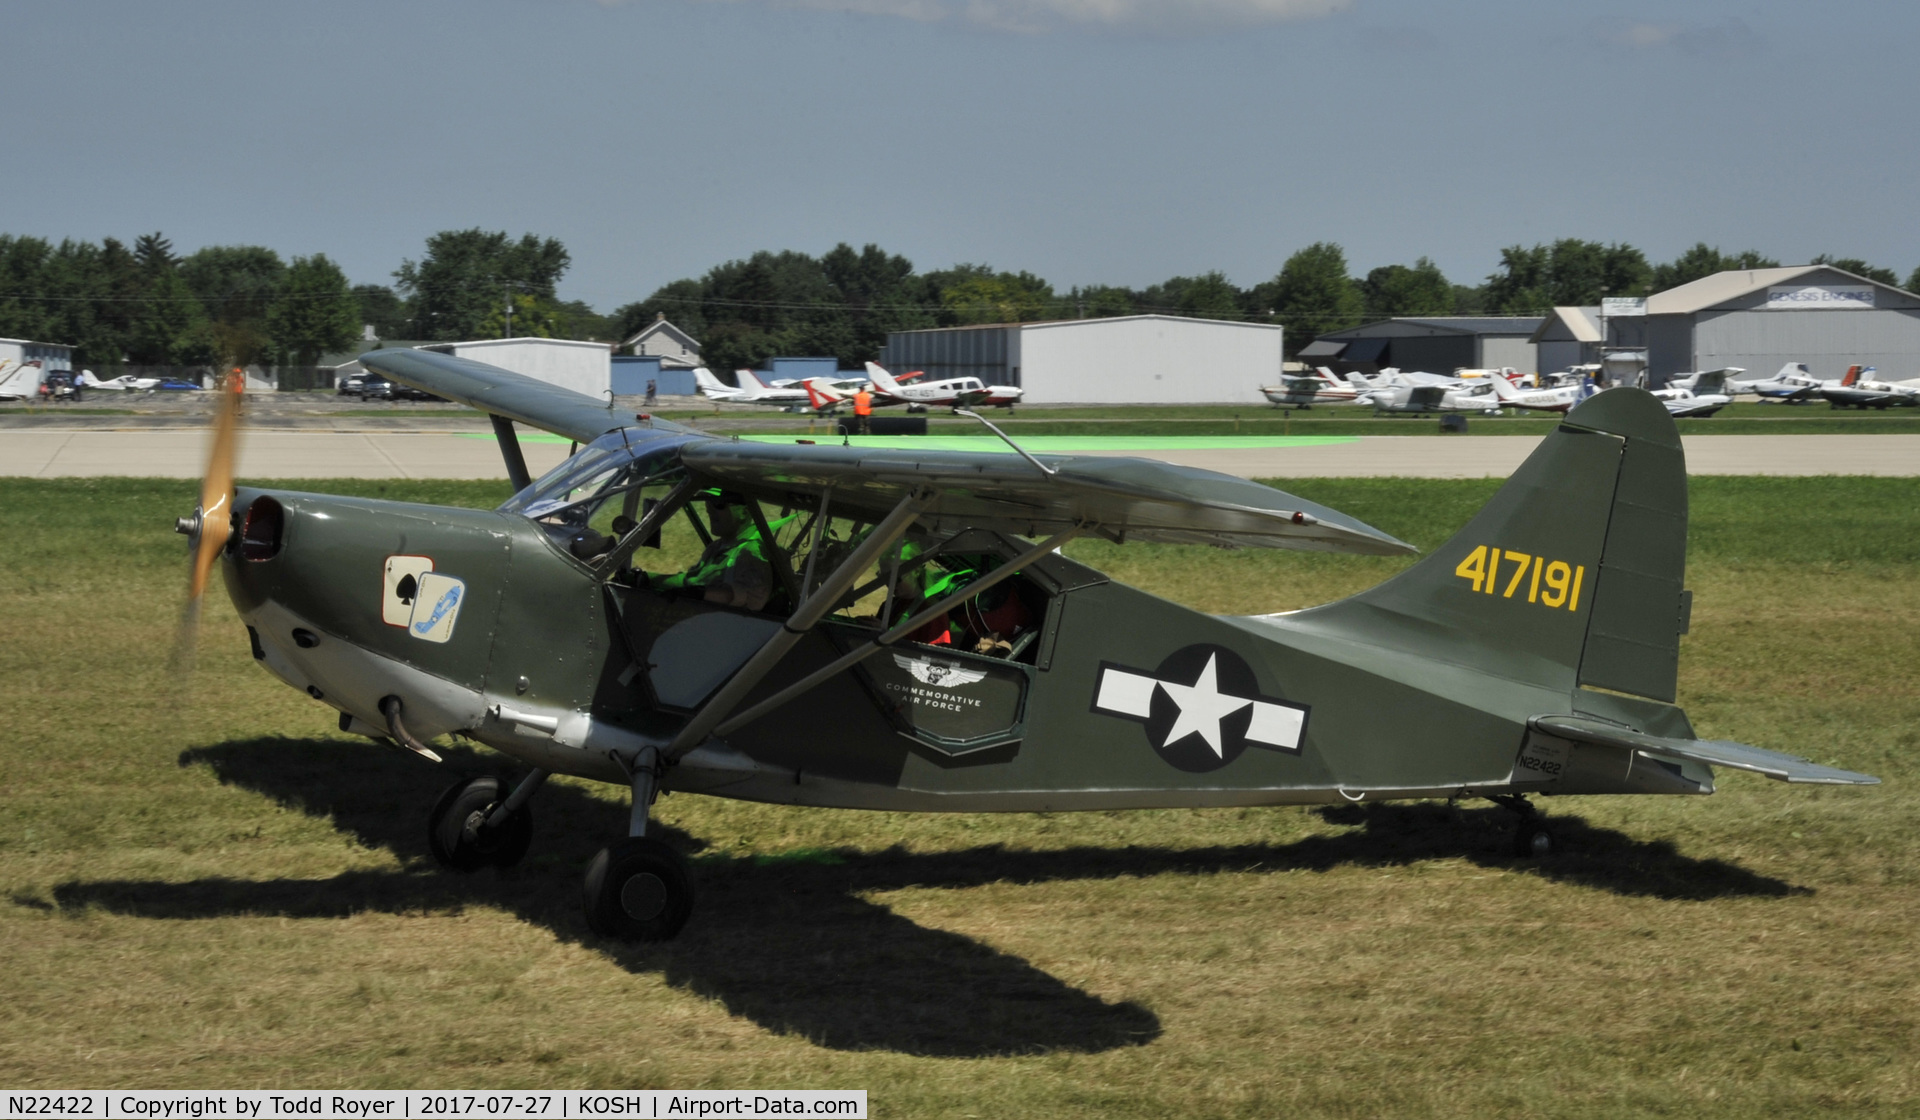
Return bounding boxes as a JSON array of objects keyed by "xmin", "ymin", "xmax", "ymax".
[
  {"xmin": 0, "ymin": 359, "xmax": 43, "ymax": 401},
  {"xmin": 1261, "ymin": 368, "xmax": 1362, "ymax": 408},
  {"xmin": 1819, "ymin": 366, "xmax": 1920, "ymax": 410},
  {"xmin": 1727, "ymin": 363, "xmax": 1823, "ymax": 402},
  {"xmin": 81, "ymin": 371, "xmax": 163, "ymax": 392},
  {"xmin": 1487, "ymin": 371, "xmax": 1597, "ymax": 413},
  {"xmin": 1357, "ymin": 377, "xmax": 1504, "ymax": 416},
  {"xmin": 692, "ymin": 368, "xmax": 814, "ymax": 407},
  {"xmin": 1648, "ymin": 368, "xmax": 1733, "ymax": 418},
  {"xmin": 862, "ymin": 361, "xmax": 1022, "ymax": 412}
]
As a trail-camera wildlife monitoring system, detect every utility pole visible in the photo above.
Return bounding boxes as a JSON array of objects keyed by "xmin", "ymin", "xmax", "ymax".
[{"xmin": 503, "ymin": 285, "xmax": 514, "ymax": 339}]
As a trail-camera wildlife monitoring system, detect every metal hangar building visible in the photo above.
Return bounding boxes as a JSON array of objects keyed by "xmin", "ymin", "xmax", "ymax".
[
  {"xmin": 1637, "ymin": 265, "xmax": 1920, "ymax": 382},
  {"xmin": 1298, "ymin": 317, "xmax": 1543, "ymax": 376},
  {"xmin": 880, "ymin": 314, "xmax": 1281, "ymax": 404}
]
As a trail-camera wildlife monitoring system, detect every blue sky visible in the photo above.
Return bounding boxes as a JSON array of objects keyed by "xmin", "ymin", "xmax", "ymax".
[{"xmin": 7, "ymin": 0, "xmax": 1915, "ymax": 311}]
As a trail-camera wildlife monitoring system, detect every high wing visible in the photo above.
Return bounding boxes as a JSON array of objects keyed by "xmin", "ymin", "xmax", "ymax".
[
  {"xmin": 1531, "ymin": 715, "xmax": 1879, "ymax": 785},
  {"xmin": 360, "ymin": 346, "xmax": 1412, "ymax": 555},
  {"xmin": 360, "ymin": 347, "xmax": 694, "ymax": 444},
  {"xmin": 682, "ymin": 439, "xmax": 1415, "ymax": 554}
]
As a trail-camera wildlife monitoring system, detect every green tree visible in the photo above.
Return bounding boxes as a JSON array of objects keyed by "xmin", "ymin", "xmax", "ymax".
[
  {"xmin": 1485, "ymin": 240, "xmax": 1650, "ymax": 312},
  {"xmin": 1362, "ymin": 257, "xmax": 1452, "ymax": 319},
  {"xmin": 181, "ymin": 245, "xmax": 286, "ymax": 369},
  {"xmin": 1070, "ymin": 285, "xmax": 1135, "ymax": 318},
  {"xmin": 395, "ymin": 229, "xmax": 570, "ymax": 340},
  {"xmin": 1810, "ymin": 254, "xmax": 1899, "ymax": 286},
  {"xmin": 1257, "ymin": 242, "xmax": 1363, "ymax": 344},
  {"xmin": 931, "ymin": 265, "xmax": 1059, "ymax": 326},
  {"xmin": 129, "ymin": 271, "xmax": 213, "ymax": 366},
  {"xmin": 1909, "ymin": 265, "xmax": 1920, "ymax": 294},
  {"xmin": 1651, "ymin": 243, "xmax": 1779, "ymax": 291},
  {"xmin": 479, "ymin": 292, "xmax": 559, "ymax": 339},
  {"xmin": 352, "ymin": 284, "xmax": 413, "ymax": 338},
  {"xmin": 1137, "ymin": 272, "xmax": 1242, "ymax": 320},
  {"xmin": 268, "ymin": 254, "xmax": 361, "ymax": 366}
]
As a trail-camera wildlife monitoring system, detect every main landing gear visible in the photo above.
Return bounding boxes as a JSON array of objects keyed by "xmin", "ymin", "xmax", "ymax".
[
  {"xmin": 1487, "ymin": 793, "xmax": 1554, "ymax": 858},
  {"xmin": 584, "ymin": 750, "xmax": 695, "ymax": 941},
  {"xmin": 426, "ymin": 757, "xmax": 695, "ymax": 940},
  {"xmin": 428, "ymin": 773, "xmax": 540, "ymax": 870}
]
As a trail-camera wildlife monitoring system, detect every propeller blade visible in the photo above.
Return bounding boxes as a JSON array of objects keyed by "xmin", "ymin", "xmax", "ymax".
[
  {"xmin": 188, "ymin": 378, "xmax": 242, "ymax": 600},
  {"xmin": 172, "ymin": 375, "xmax": 243, "ymax": 672}
]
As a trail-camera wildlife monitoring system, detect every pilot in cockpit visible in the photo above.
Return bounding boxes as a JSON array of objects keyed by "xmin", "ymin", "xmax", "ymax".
[{"xmin": 646, "ymin": 494, "xmax": 781, "ymax": 611}]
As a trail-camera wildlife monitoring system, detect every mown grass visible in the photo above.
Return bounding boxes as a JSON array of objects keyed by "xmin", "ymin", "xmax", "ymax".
[{"xmin": 1, "ymin": 476, "xmax": 1915, "ymax": 1115}]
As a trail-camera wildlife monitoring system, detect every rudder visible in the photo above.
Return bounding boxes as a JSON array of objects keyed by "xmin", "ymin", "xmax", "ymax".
[{"xmin": 1305, "ymin": 388, "xmax": 1688, "ymax": 700}]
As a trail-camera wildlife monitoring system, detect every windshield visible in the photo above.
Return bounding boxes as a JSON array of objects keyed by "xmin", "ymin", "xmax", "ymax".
[{"xmin": 498, "ymin": 430, "xmax": 694, "ymax": 555}]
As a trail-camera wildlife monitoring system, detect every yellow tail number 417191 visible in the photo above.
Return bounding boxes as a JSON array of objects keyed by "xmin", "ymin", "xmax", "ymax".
[{"xmin": 1454, "ymin": 545, "xmax": 1584, "ymax": 611}]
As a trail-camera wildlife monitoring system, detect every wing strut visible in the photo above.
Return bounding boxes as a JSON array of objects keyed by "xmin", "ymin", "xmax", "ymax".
[
  {"xmin": 491, "ymin": 415, "xmax": 533, "ymax": 493},
  {"xmin": 713, "ymin": 525, "xmax": 1081, "ymax": 738},
  {"xmin": 663, "ymin": 489, "xmax": 933, "ymax": 762}
]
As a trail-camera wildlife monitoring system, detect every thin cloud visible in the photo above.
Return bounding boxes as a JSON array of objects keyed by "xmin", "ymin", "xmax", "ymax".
[
  {"xmin": 608, "ymin": 0, "xmax": 1354, "ymax": 34},
  {"xmin": 1588, "ymin": 17, "xmax": 1764, "ymax": 59}
]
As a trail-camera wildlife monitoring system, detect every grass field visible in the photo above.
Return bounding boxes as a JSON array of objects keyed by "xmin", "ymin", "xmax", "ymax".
[{"xmin": 1, "ymin": 476, "xmax": 1915, "ymax": 1115}]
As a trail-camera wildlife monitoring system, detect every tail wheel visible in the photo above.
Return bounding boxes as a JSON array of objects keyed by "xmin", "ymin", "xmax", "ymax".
[
  {"xmin": 584, "ymin": 837, "xmax": 695, "ymax": 941},
  {"xmin": 428, "ymin": 776, "xmax": 533, "ymax": 871},
  {"xmin": 1513, "ymin": 823, "xmax": 1553, "ymax": 859}
]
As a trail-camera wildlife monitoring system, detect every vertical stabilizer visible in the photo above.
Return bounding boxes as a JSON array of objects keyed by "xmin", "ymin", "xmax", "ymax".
[
  {"xmin": 864, "ymin": 362, "xmax": 906, "ymax": 395},
  {"xmin": 1301, "ymin": 388, "xmax": 1688, "ymax": 700}
]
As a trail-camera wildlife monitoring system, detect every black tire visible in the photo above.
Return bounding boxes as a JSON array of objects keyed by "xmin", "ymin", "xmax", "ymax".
[
  {"xmin": 1513, "ymin": 823, "xmax": 1553, "ymax": 859},
  {"xmin": 584, "ymin": 837, "xmax": 695, "ymax": 941},
  {"xmin": 428, "ymin": 776, "xmax": 533, "ymax": 871}
]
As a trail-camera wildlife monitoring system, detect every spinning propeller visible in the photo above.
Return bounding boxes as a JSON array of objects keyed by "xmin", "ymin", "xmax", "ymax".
[{"xmin": 172, "ymin": 371, "xmax": 243, "ymax": 667}]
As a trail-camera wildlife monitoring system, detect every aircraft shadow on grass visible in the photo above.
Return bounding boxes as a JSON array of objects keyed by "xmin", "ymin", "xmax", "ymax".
[{"xmin": 52, "ymin": 737, "xmax": 1804, "ymax": 1056}]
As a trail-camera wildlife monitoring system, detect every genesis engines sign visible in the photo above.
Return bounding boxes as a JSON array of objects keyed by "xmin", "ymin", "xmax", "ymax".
[{"xmin": 1766, "ymin": 285, "xmax": 1876, "ymax": 310}]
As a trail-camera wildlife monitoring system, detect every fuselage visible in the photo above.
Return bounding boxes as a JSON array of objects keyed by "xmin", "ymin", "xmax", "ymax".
[{"xmin": 221, "ymin": 421, "xmax": 1712, "ymax": 815}]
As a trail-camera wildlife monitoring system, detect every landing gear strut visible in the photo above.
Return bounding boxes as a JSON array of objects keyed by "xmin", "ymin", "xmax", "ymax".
[
  {"xmin": 1487, "ymin": 793, "xmax": 1554, "ymax": 858},
  {"xmin": 584, "ymin": 749, "xmax": 695, "ymax": 941},
  {"xmin": 428, "ymin": 771, "xmax": 541, "ymax": 871}
]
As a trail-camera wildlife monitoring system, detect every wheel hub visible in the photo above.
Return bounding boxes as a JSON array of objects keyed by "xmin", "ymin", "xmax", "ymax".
[{"xmin": 620, "ymin": 872, "xmax": 669, "ymax": 921}]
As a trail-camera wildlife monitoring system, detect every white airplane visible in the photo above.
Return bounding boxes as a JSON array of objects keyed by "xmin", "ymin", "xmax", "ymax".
[
  {"xmin": 1349, "ymin": 372, "xmax": 1503, "ymax": 415},
  {"xmin": 0, "ymin": 359, "xmax": 43, "ymax": 401},
  {"xmin": 1728, "ymin": 363, "xmax": 1823, "ymax": 402},
  {"xmin": 1486, "ymin": 370, "xmax": 1597, "ymax": 413},
  {"xmin": 861, "ymin": 361, "xmax": 1022, "ymax": 412},
  {"xmin": 80, "ymin": 370, "xmax": 162, "ymax": 392},
  {"xmin": 1649, "ymin": 370, "xmax": 1733, "ymax": 418},
  {"xmin": 691, "ymin": 367, "xmax": 814, "ymax": 407},
  {"xmin": 1261, "ymin": 367, "xmax": 1362, "ymax": 407},
  {"xmin": 1819, "ymin": 366, "xmax": 1920, "ymax": 410}
]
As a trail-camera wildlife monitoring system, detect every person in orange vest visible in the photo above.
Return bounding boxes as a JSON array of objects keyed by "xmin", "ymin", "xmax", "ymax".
[
  {"xmin": 228, "ymin": 367, "xmax": 245, "ymax": 415},
  {"xmin": 852, "ymin": 385, "xmax": 873, "ymax": 435}
]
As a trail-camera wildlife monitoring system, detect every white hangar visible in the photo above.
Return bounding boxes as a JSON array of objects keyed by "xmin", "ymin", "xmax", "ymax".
[{"xmin": 880, "ymin": 315, "xmax": 1281, "ymax": 405}]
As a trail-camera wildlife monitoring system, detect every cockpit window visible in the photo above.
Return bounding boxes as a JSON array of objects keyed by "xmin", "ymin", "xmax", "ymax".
[{"xmin": 498, "ymin": 430, "xmax": 693, "ymax": 560}]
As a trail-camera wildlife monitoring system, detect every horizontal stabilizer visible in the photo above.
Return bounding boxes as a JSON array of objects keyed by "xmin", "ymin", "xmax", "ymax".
[{"xmin": 1531, "ymin": 715, "xmax": 1879, "ymax": 786}]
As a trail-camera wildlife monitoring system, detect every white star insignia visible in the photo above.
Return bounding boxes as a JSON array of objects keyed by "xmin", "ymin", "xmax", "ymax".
[{"xmin": 1093, "ymin": 653, "xmax": 1307, "ymax": 756}]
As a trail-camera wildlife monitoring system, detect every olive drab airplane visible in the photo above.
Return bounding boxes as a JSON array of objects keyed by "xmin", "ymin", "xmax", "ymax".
[{"xmin": 171, "ymin": 347, "xmax": 1878, "ymax": 942}]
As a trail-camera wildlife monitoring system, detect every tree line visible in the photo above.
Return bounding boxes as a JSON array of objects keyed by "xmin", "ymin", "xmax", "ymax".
[
  {"xmin": 614, "ymin": 241, "xmax": 1919, "ymax": 371},
  {"xmin": 3, "ymin": 226, "xmax": 1913, "ymax": 373}
]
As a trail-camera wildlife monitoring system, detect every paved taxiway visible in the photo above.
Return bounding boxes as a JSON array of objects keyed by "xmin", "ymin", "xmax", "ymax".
[{"xmin": 5, "ymin": 428, "xmax": 1920, "ymax": 479}]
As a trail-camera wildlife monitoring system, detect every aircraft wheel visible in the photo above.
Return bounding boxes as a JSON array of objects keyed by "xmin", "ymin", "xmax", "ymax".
[
  {"xmin": 428, "ymin": 776, "xmax": 533, "ymax": 871},
  {"xmin": 584, "ymin": 837, "xmax": 695, "ymax": 941},
  {"xmin": 1513, "ymin": 823, "xmax": 1553, "ymax": 859}
]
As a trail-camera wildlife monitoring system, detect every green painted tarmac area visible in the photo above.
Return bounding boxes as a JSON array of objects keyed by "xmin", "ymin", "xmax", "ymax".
[{"xmin": 736, "ymin": 433, "xmax": 1359, "ymax": 452}]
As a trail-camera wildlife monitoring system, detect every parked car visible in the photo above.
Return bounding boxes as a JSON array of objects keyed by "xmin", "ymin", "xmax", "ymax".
[
  {"xmin": 355, "ymin": 372, "xmax": 442, "ymax": 402},
  {"xmin": 155, "ymin": 379, "xmax": 204, "ymax": 391},
  {"xmin": 337, "ymin": 373, "xmax": 365, "ymax": 396}
]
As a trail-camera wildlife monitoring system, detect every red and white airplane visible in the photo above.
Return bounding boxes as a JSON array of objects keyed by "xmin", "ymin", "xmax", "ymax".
[{"xmin": 809, "ymin": 362, "xmax": 1023, "ymax": 412}]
